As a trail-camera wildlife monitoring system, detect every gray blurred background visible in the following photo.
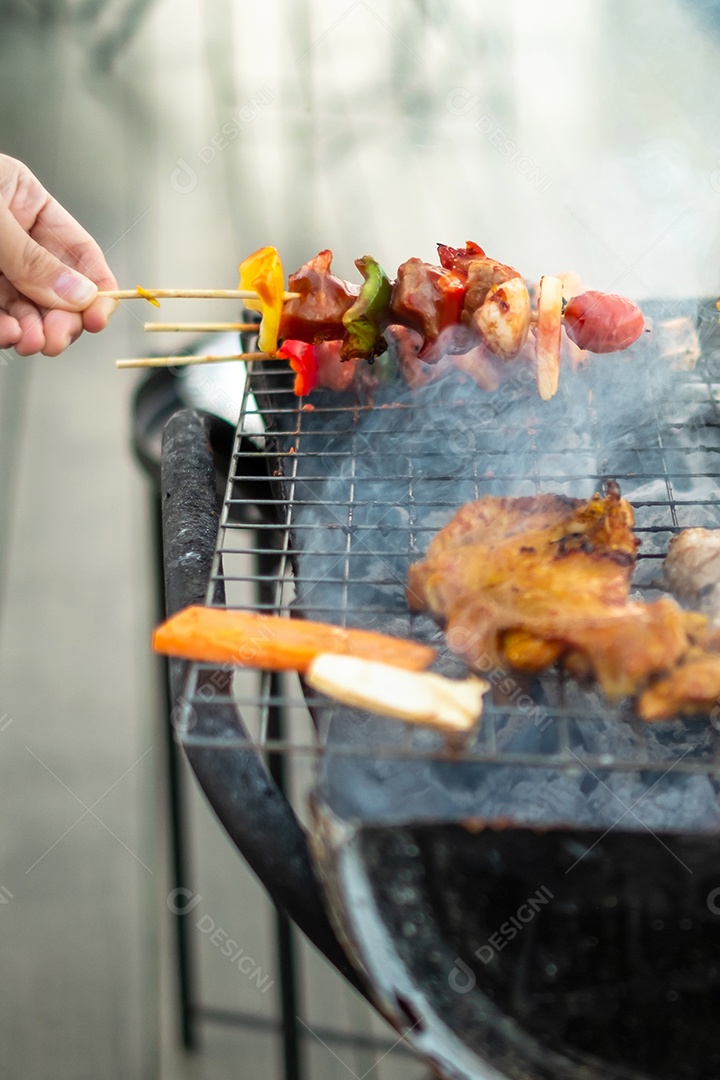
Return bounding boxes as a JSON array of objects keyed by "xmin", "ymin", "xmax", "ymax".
[{"xmin": 1, "ymin": 1, "xmax": 720, "ymax": 1077}]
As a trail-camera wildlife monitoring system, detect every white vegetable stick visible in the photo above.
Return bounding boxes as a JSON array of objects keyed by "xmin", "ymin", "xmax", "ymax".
[
  {"xmin": 536, "ymin": 275, "xmax": 563, "ymax": 400},
  {"xmin": 306, "ymin": 654, "xmax": 489, "ymax": 732}
]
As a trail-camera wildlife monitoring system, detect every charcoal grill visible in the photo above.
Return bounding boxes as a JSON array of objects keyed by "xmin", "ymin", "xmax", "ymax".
[{"xmin": 162, "ymin": 298, "xmax": 720, "ymax": 1080}]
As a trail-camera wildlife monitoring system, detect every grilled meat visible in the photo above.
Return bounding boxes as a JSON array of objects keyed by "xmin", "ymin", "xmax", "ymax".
[
  {"xmin": 638, "ymin": 652, "xmax": 720, "ymax": 721},
  {"xmin": 407, "ymin": 486, "xmax": 702, "ymax": 700},
  {"xmin": 663, "ymin": 528, "xmax": 720, "ymax": 625},
  {"xmin": 389, "ymin": 257, "xmax": 470, "ymax": 361},
  {"xmin": 280, "ymin": 249, "xmax": 359, "ymax": 343},
  {"xmin": 635, "ymin": 528, "xmax": 720, "ymax": 720},
  {"xmin": 276, "ymin": 242, "xmax": 644, "ymax": 400},
  {"xmin": 385, "ymin": 325, "xmax": 503, "ymax": 392},
  {"xmin": 437, "ymin": 240, "xmax": 486, "ymax": 274}
]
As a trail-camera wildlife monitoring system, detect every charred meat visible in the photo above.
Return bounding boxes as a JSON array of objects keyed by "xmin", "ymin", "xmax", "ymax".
[
  {"xmin": 636, "ymin": 528, "xmax": 720, "ymax": 721},
  {"xmin": 407, "ymin": 486, "xmax": 701, "ymax": 701},
  {"xmin": 663, "ymin": 528, "xmax": 720, "ymax": 625}
]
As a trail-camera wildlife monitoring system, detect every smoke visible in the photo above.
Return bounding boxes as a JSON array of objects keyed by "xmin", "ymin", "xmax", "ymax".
[{"xmin": 251, "ymin": 293, "xmax": 720, "ymax": 829}]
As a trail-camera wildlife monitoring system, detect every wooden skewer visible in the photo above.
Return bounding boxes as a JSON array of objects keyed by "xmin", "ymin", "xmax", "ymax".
[
  {"xmin": 116, "ymin": 353, "xmax": 273, "ymax": 369},
  {"xmin": 99, "ymin": 288, "xmax": 300, "ymax": 301},
  {"xmin": 144, "ymin": 322, "xmax": 258, "ymax": 333}
]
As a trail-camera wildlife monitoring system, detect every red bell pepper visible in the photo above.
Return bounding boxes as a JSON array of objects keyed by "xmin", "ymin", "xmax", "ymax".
[{"xmin": 277, "ymin": 339, "xmax": 319, "ymax": 397}]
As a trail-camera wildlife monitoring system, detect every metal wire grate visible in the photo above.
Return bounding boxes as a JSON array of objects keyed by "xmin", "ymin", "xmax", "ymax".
[{"xmin": 178, "ymin": 301, "xmax": 720, "ymax": 779}]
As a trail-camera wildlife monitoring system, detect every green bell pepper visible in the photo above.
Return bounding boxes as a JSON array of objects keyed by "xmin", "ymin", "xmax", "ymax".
[{"xmin": 341, "ymin": 256, "xmax": 391, "ymax": 361}]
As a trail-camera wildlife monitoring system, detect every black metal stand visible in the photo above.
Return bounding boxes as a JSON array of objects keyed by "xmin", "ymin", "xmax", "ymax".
[
  {"xmin": 154, "ymin": 407, "xmax": 372, "ymax": 1080},
  {"xmin": 151, "ymin": 489, "xmax": 197, "ymax": 1051},
  {"xmin": 130, "ymin": 376, "xmax": 323, "ymax": 1070},
  {"xmin": 268, "ymin": 671, "xmax": 303, "ymax": 1080},
  {"xmin": 153, "ymin": 467, "xmax": 310, "ymax": 1074},
  {"xmin": 158, "ymin": 409, "xmax": 360, "ymax": 970},
  {"xmin": 155, "ymin": 476, "xmax": 308, "ymax": 1070}
]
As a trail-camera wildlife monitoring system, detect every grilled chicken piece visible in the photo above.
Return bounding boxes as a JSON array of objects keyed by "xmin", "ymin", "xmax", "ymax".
[
  {"xmin": 638, "ymin": 652, "xmax": 720, "ymax": 721},
  {"xmin": 407, "ymin": 486, "xmax": 702, "ymax": 700},
  {"xmin": 473, "ymin": 276, "xmax": 532, "ymax": 362},
  {"xmin": 461, "ymin": 257, "xmax": 521, "ymax": 318},
  {"xmin": 634, "ymin": 528, "xmax": 720, "ymax": 720},
  {"xmin": 663, "ymin": 528, "xmax": 720, "ymax": 625}
]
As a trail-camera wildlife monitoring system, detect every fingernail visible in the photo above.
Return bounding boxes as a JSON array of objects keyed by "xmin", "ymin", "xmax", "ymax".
[{"xmin": 54, "ymin": 272, "xmax": 97, "ymax": 306}]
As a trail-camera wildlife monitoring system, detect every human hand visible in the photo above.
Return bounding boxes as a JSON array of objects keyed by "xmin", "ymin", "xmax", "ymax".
[{"xmin": 0, "ymin": 154, "xmax": 118, "ymax": 356}]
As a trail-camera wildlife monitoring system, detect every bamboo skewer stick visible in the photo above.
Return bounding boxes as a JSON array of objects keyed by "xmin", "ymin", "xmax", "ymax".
[
  {"xmin": 99, "ymin": 288, "xmax": 300, "ymax": 301},
  {"xmin": 143, "ymin": 322, "xmax": 258, "ymax": 333},
  {"xmin": 116, "ymin": 353, "xmax": 273, "ymax": 369}
]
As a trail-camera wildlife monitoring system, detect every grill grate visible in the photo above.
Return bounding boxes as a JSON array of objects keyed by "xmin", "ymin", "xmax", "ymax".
[{"xmin": 178, "ymin": 301, "xmax": 720, "ymax": 784}]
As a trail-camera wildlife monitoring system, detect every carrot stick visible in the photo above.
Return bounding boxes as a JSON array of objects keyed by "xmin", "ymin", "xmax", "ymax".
[{"xmin": 152, "ymin": 605, "xmax": 436, "ymax": 672}]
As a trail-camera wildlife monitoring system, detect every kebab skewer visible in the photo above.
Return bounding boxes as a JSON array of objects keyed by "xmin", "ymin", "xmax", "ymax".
[
  {"xmin": 275, "ymin": 241, "xmax": 645, "ymax": 400},
  {"xmin": 115, "ymin": 242, "xmax": 647, "ymax": 397}
]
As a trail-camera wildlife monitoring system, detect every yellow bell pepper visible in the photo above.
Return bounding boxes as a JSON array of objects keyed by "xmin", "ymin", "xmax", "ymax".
[{"xmin": 238, "ymin": 246, "xmax": 284, "ymax": 353}]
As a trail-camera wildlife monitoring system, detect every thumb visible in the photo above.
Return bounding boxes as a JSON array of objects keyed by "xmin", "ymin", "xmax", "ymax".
[{"xmin": 0, "ymin": 198, "xmax": 97, "ymax": 310}]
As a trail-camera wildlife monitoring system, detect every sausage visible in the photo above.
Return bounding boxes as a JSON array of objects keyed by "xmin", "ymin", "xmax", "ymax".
[{"xmin": 563, "ymin": 291, "xmax": 645, "ymax": 353}]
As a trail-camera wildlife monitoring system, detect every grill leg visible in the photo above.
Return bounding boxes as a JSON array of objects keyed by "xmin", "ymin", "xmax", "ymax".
[
  {"xmin": 258, "ymin": 526, "xmax": 304, "ymax": 1080},
  {"xmin": 164, "ymin": 682, "xmax": 197, "ymax": 1051},
  {"xmin": 157, "ymin": 411, "xmax": 367, "ymax": 1070},
  {"xmin": 266, "ymin": 670, "xmax": 304, "ymax": 1080},
  {"xmin": 153, "ymin": 490, "xmax": 198, "ymax": 1051}
]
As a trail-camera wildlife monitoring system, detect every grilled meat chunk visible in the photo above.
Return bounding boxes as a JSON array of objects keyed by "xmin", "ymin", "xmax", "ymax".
[
  {"xmin": 634, "ymin": 528, "xmax": 720, "ymax": 720},
  {"xmin": 663, "ymin": 527, "xmax": 720, "ymax": 625},
  {"xmin": 638, "ymin": 652, "xmax": 720, "ymax": 721},
  {"xmin": 437, "ymin": 240, "xmax": 486, "ymax": 274},
  {"xmin": 280, "ymin": 250, "xmax": 359, "ymax": 344},
  {"xmin": 461, "ymin": 257, "xmax": 521, "ymax": 320},
  {"xmin": 407, "ymin": 487, "xmax": 701, "ymax": 700},
  {"xmin": 389, "ymin": 258, "xmax": 471, "ymax": 361},
  {"xmin": 473, "ymin": 276, "xmax": 532, "ymax": 362},
  {"xmin": 385, "ymin": 325, "xmax": 503, "ymax": 392}
]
